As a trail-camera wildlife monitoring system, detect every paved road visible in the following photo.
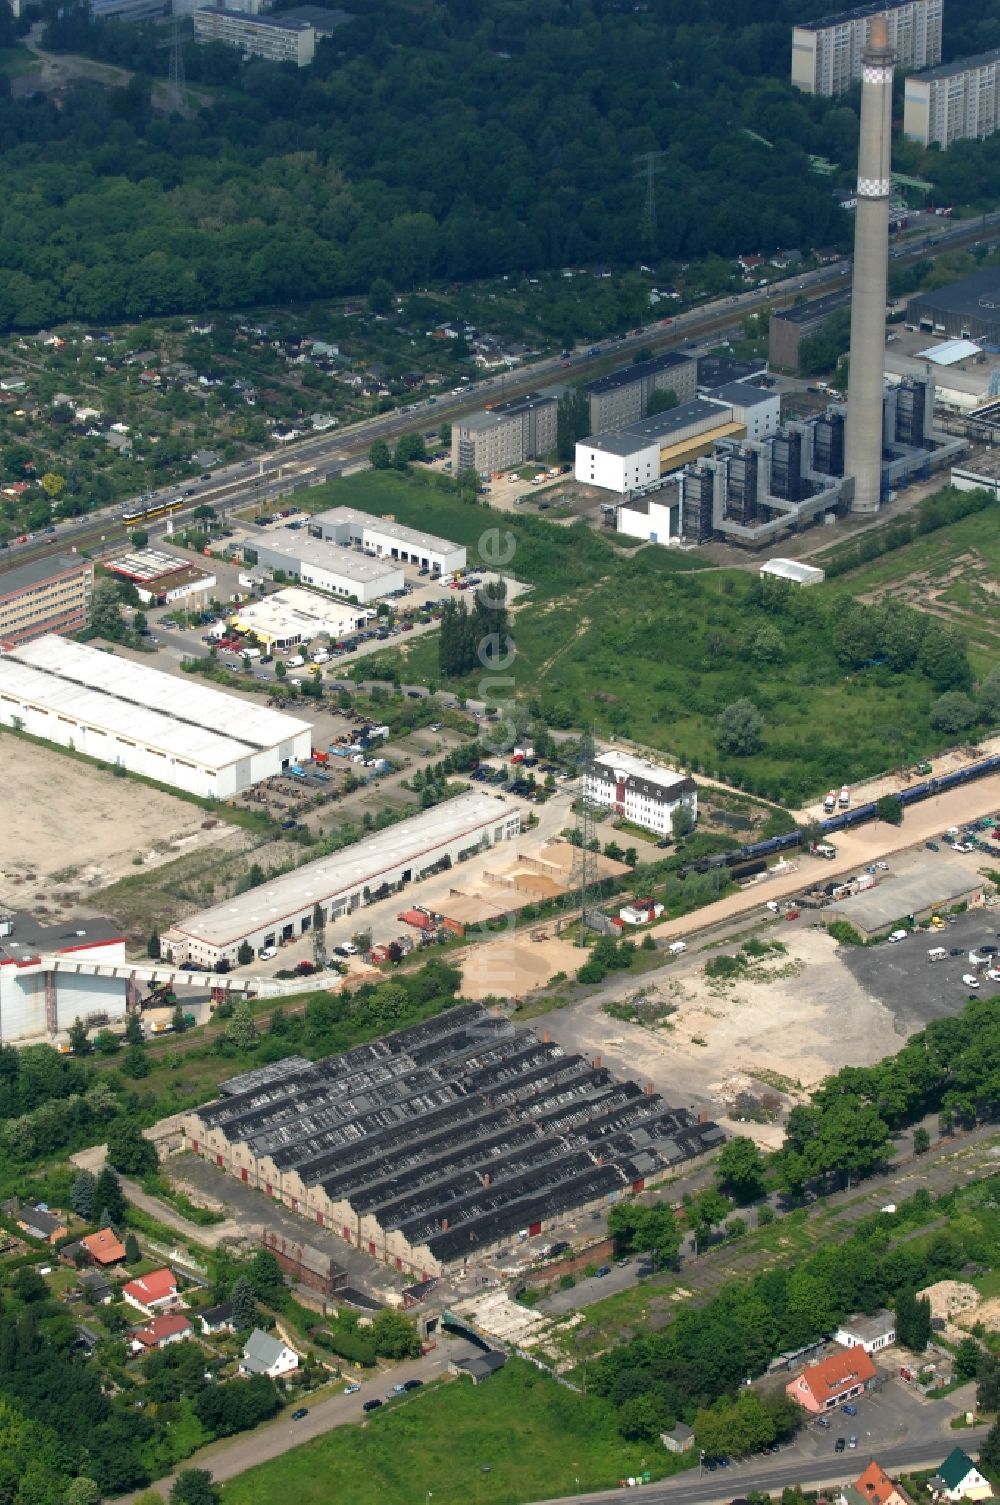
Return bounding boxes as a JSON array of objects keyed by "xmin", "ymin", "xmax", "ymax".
[
  {"xmin": 7, "ymin": 208, "xmax": 999, "ymax": 577},
  {"xmin": 113, "ymin": 1339, "xmax": 472, "ymax": 1502},
  {"xmin": 527, "ymin": 1429, "xmax": 990, "ymax": 1505}
]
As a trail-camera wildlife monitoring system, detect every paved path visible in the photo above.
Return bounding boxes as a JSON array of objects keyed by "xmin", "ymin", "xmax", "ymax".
[{"xmin": 113, "ymin": 1340, "xmax": 470, "ymax": 1502}]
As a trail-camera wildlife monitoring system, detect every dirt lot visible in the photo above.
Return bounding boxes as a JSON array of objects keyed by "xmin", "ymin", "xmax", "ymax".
[
  {"xmin": 531, "ymin": 927, "xmax": 908, "ymax": 1146},
  {"xmin": 1, "ymin": 739, "xmax": 245, "ymax": 921}
]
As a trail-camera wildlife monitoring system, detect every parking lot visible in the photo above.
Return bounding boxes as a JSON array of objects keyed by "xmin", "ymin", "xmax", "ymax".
[{"xmin": 842, "ymin": 906, "xmax": 1000, "ymax": 1032}]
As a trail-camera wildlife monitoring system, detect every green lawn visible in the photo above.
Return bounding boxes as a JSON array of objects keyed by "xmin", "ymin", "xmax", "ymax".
[
  {"xmin": 222, "ymin": 1363, "xmax": 682, "ymax": 1505},
  {"xmin": 305, "ymin": 470, "xmax": 991, "ymax": 803},
  {"xmin": 0, "ymin": 45, "xmax": 41, "ymax": 77}
]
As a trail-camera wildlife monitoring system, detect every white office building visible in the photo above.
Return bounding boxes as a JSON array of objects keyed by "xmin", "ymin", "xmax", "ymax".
[
  {"xmin": 162, "ymin": 792, "xmax": 522, "ymax": 967},
  {"xmin": 792, "ymin": 0, "xmax": 942, "ymax": 96},
  {"xmin": 248, "ymin": 531, "xmax": 404, "ymax": 603},
  {"xmin": 307, "ymin": 507, "xmax": 466, "ymax": 577},
  {"xmin": 904, "ymin": 50, "xmax": 1000, "ymax": 148},
  {"xmin": 583, "ymin": 751, "xmax": 697, "ymax": 838},
  {"xmin": 0, "ymin": 635, "xmax": 312, "ymax": 798}
]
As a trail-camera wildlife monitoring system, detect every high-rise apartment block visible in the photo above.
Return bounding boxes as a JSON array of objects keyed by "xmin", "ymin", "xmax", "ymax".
[
  {"xmin": 193, "ymin": 7, "xmax": 316, "ymax": 65},
  {"xmin": 791, "ymin": 0, "xmax": 941, "ymax": 96},
  {"xmin": 904, "ymin": 49, "xmax": 1000, "ymax": 148},
  {"xmin": 451, "ymin": 393, "xmax": 558, "ymax": 475}
]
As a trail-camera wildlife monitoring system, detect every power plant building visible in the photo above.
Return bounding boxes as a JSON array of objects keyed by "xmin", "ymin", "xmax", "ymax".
[
  {"xmin": 791, "ymin": 0, "xmax": 942, "ymax": 96},
  {"xmin": 769, "ymin": 290, "xmax": 852, "ymax": 372},
  {"xmin": 0, "ymin": 633, "xmax": 312, "ymax": 798},
  {"xmin": 451, "ymin": 393, "xmax": 558, "ymax": 475},
  {"xmin": 162, "ymin": 792, "xmax": 522, "ymax": 968},
  {"xmin": 904, "ymin": 49, "xmax": 1000, "ymax": 148},
  {"xmin": 181, "ymin": 1004, "xmax": 724, "ymax": 1277}
]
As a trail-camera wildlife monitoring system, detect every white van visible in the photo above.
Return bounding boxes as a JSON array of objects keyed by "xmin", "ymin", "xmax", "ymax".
[
  {"xmin": 668, "ymin": 940, "xmax": 687, "ymax": 955},
  {"xmin": 927, "ymin": 946, "xmax": 947, "ymax": 963},
  {"xmin": 287, "ymin": 654, "xmax": 305, "ymax": 668},
  {"xmin": 312, "ymin": 649, "xmax": 329, "ymax": 664},
  {"xmin": 887, "ymin": 929, "xmax": 908, "ymax": 944}
]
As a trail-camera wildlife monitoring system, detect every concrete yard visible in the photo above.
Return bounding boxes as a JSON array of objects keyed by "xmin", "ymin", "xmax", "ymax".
[{"xmin": 0, "ymin": 737, "xmax": 245, "ymax": 920}]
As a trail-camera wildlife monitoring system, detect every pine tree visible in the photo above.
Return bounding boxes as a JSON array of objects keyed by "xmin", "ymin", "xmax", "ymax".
[
  {"xmin": 124, "ymin": 1231, "xmax": 140, "ymax": 1263},
  {"xmin": 147, "ymin": 929, "xmax": 161, "ymax": 960},
  {"xmin": 171, "ymin": 1004, "xmax": 187, "ymax": 1033},
  {"xmin": 124, "ymin": 1011, "xmax": 145, "ymax": 1046},
  {"xmin": 231, "ymin": 1276, "xmax": 257, "ymax": 1329},
  {"xmin": 70, "ymin": 1169, "xmax": 96, "ymax": 1221},
  {"xmin": 92, "ymin": 1166, "xmax": 125, "ymax": 1227},
  {"xmin": 68, "ymin": 1017, "xmax": 91, "ymax": 1056}
]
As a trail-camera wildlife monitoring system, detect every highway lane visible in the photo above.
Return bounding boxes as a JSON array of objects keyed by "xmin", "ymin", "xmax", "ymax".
[{"xmin": 5, "ymin": 207, "xmax": 1000, "ymax": 575}]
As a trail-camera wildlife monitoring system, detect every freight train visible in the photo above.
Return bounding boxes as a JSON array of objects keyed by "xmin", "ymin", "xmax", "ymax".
[{"xmin": 679, "ymin": 751, "xmax": 1000, "ymax": 878}]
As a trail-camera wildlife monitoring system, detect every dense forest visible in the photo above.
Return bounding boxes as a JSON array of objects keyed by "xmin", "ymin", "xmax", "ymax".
[{"xmin": 0, "ymin": 0, "xmax": 990, "ymax": 330}]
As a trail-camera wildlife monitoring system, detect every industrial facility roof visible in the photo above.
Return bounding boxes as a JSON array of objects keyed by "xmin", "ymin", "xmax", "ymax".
[
  {"xmin": 106, "ymin": 547, "xmax": 205, "ymax": 584},
  {"xmin": 310, "ymin": 507, "xmax": 464, "ymax": 559},
  {"xmin": 0, "ymin": 635, "xmax": 310, "ymax": 768},
  {"xmin": 232, "ymin": 586, "xmax": 368, "ymax": 640},
  {"xmin": 705, "ymin": 381, "xmax": 776, "ymax": 409},
  {"xmin": 169, "ymin": 792, "xmax": 519, "ymax": 948},
  {"xmin": 826, "ymin": 861, "xmax": 981, "ymax": 932},
  {"xmin": 907, "ymin": 268, "xmax": 1000, "ymax": 321},
  {"xmin": 696, "ymin": 354, "xmax": 767, "ymax": 388},
  {"xmin": 585, "ymin": 350, "xmax": 692, "ymax": 396},
  {"xmin": 584, "ymin": 398, "xmax": 732, "ymax": 456},
  {"xmin": 190, "ymin": 1003, "xmax": 723, "ymax": 1268},
  {"xmin": 760, "ymin": 558, "xmax": 826, "ymax": 585},
  {"xmin": 916, "ymin": 339, "xmax": 981, "ymax": 366},
  {"xmin": 0, "ymin": 554, "xmax": 88, "ymax": 597},
  {"xmin": 0, "ymin": 909, "xmax": 122, "ymax": 960},
  {"xmin": 250, "ymin": 530, "xmax": 403, "ymax": 585}
]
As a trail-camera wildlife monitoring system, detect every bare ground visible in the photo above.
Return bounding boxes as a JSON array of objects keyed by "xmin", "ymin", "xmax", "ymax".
[{"xmin": 1, "ymin": 739, "xmax": 246, "ymax": 922}]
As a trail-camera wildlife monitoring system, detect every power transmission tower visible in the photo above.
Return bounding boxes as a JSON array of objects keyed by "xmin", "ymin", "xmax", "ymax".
[
  {"xmin": 158, "ymin": 14, "xmax": 188, "ymax": 113},
  {"xmin": 633, "ymin": 150, "xmax": 667, "ymax": 240},
  {"xmin": 571, "ymin": 798, "xmax": 598, "ymax": 946}
]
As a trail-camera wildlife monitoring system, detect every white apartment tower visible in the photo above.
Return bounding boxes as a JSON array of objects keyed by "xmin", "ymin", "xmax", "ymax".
[
  {"xmin": 904, "ymin": 50, "xmax": 1000, "ymax": 148},
  {"xmin": 792, "ymin": 0, "xmax": 942, "ymax": 96}
]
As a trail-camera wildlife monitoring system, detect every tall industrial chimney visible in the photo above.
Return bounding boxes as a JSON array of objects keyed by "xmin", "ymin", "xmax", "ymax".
[{"xmin": 844, "ymin": 14, "xmax": 895, "ymax": 514}]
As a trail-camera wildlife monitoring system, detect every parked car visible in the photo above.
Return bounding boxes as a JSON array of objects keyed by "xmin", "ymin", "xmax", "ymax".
[
  {"xmin": 925, "ymin": 840, "xmax": 939, "ymax": 852},
  {"xmin": 848, "ymin": 1436, "xmax": 858, "ymax": 1449},
  {"xmin": 595, "ymin": 1265, "xmax": 611, "ymax": 1277},
  {"xmin": 362, "ymin": 1399, "xmax": 382, "ymax": 1412},
  {"xmin": 962, "ymin": 974, "xmax": 980, "ymax": 989},
  {"xmin": 260, "ymin": 946, "xmax": 277, "ymax": 960},
  {"xmin": 816, "ymin": 1417, "xmax": 831, "ymax": 1429},
  {"xmin": 291, "ymin": 1408, "xmax": 308, "ymax": 1420},
  {"xmin": 843, "ymin": 1404, "xmax": 857, "ymax": 1416},
  {"xmin": 835, "ymin": 1438, "xmax": 846, "ymax": 1453},
  {"xmin": 784, "ymin": 909, "xmax": 801, "ymax": 921},
  {"xmin": 344, "ymin": 1383, "xmax": 361, "ymax": 1395},
  {"xmin": 403, "ymin": 1378, "xmax": 423, "ymax": 1390}
]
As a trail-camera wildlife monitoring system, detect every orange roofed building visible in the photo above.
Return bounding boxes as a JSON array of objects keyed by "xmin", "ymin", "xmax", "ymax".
[
  {"xmin": 842, "ymin": 1462, "xmax": 915, "ymax": 1505},
  {"xmin": 786, "ymin": 1345, "xmax": 877, "ymax": 1414},
  {"xmin": 81, "ymin": 1228, "xmax": 127, "ymax": 1265}
]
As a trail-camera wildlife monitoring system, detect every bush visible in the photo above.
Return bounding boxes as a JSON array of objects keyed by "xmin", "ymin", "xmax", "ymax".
[{"xmin": 930, "ymin": 691, "xmax": 977, "ymax": 733}]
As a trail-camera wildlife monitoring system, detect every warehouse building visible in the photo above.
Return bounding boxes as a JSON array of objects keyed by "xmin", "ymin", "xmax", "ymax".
[
  {"xmin": 791, "ymin": 0, "xmax": 942, "ymax": 96},
  {"xmin": 760, "ymin": 558, "xmax": 826, "ymax": 587},
  {"xmin": 162, "ymin": 792, "xmax": 522, "ymax": 967},
  {"xmin": 0, "ymin": 634, "xmax": 312, "ymax": 798},
  {"xmin": 0, "ymin": 555, "xmax": 94, "ymax": 648},
  {"xmin": 825, "ymin": 861, "xmax": 984, "ymax": 941},
  {"xmin": 904, "ymin": 49, "xmax": 1000, "ymax": 148},
  {"xmin": 247, "ymin": 531, "xmax": 403, "ymax": 604},
  {"xmin": 769, "ymin": 290, "xmax": 852, "ymax": 372},
  {"xmin": 193, "ymin": 7, "xmax": 316, "ymax": 64},
  {"xmin": 229, "ymin": 587, "xmax": 371, "ymax": 650},
  {"xmin": 907, "ymin": 269, "xmax": 1000, "ymax": 344},
  {"xmin": 583, "ymin": 750, "xmax": 697, "ymax": 838},
  {"xmin": 584, "ymin": 352, "xmax": 697, "ymax": 432},
  {"xmin": 451, "ymin": 393, "xmax": 558, "ymax": 475},
  {"xmin": 0, "ymin": 908, "xmax": 128, "ymax": 1044},
  {"xmin": 307, "ymin": 507, "xmax": 466, "ymax": 577},
  {"xmin": 105, "ymin": 548, "xmax": 216, "ymax": 610},
  {"xmin": 181, "ymin": 1004, "xmax": 724, "ymax": 1277}
]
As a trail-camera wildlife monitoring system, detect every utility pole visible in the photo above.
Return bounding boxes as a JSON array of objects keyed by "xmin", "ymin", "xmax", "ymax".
[{"xmin": 633, "ymin": 150, "xmax": 667, "ymax": 241}]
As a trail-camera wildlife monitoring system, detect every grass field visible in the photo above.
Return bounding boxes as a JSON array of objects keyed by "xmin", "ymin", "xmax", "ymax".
[
  {"xmin": 822, "ymin": 507, "xmax": 1000, "ymax": 666},
  {"xmin": 221, "ymin": 1363, "xmax": 682, "ymax": 1505},
  {"xmin": 302, "ymin": 471, "xmax": 995, "ymax": 803}
]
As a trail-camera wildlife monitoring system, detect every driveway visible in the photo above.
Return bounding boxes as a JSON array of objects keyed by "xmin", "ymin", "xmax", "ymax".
[{"xmin": 112, "ymin": 1339, "xmax": 475, "ymax": 1503}]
